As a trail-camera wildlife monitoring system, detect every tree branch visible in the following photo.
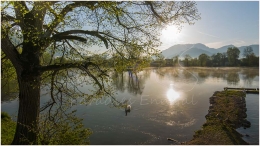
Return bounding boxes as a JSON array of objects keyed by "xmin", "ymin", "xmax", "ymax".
[
  {"xmin": 53, "ymin": 35, "xmax": 87, "ymax": 42},
  {"xmin": 65, "ymin": 40, "xmax": 85, "ymax": 59},
  {"xmin": 43, "ymin": 1, "xmax": 98, "ymax": 38},
  {"xmin": 39, "ymin": 63, "xmax": 81, "ymax": 73},
  {"xmin": 1, "ymin": 13, "xmax": 16, "ymax": 21},
  {"xmin": 31, "ymin": 2, "xmax": 48, "ymax": 31},
  {"xmin": 144, "ymin": 1, "xmax": 166, "ymax": 23},
  {"xmin": 1, "ymin": 37, "xmax": 23, "ymax": 71},
  {"xmin": 39, "ymin": 61, "xmax": 98, "ymax": 73},
  {"xmin": 13, "ymin": 1, "xmax": 29, "ymax": 29},
  {"xmin": 52, "ymin": 30, "xmax": 108, "ymax": 49}
]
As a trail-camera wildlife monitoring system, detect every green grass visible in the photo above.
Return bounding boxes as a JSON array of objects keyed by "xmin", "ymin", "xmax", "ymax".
[
  {"xmin": 189, "ymin": 121, "xmax": 247, "ymax": 145},
  {"xmin": 1, "ymin": 112, "xmax": 92, "ymax": 145},
  {"xmin": 215, "ymin": 90, "xmax": 246, "ymax": 98},
  {"xmin": 1, "ymin": 112, "xmax": 16, "ymax": 145},
  {"xmin": 188, "ymin": 90, "xmax": 248, "ymax": 145}
]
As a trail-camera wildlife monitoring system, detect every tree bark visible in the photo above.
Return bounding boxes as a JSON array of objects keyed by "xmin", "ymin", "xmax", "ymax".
[
  {"xmin": 2, "ymin": 36, "xmax": 42, "ymax": 144},
  {"xmin": 11, "ymin": 72, "xmax": 41, "ymax": 145}
]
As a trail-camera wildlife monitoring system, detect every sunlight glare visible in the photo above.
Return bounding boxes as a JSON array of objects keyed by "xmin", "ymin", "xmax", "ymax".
[
  {"xmin": 166, "ymin": 87, "xmax": 180, "ymax": 104},
  {"xmin": 161, "ymin": 25, "xmax": 182, "ymax": 43}
]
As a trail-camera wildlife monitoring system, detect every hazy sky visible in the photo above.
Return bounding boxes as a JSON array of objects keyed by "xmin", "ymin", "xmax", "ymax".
[
  {"xmin": 159, "ymin": 1, "xmax": 259, "ymax": 50},
  {"xmin": 87, "ymin": 1, "xmax": 259, "ymax": 53}
]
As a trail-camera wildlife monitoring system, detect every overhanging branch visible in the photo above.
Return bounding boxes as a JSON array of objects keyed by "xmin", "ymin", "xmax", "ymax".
[
  {"xmin": 52, "ymin": 30, "xmax": 108, "ymax": 49},
  {"xmin": 39, "ymin": 61, "xmax": 104, "ymax": 73},
  {"xmin": 39, "ymin": 62, "xmax": 83, "ymax": 73},
  {"xmin": 53, "ymin": 35, "xmax": 87, "ymax": 42}
]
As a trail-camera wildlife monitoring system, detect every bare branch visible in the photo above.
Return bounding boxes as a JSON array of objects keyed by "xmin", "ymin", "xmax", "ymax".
[
  {"xmin": 81, "ymin": 67, "xmax": 103, "ymax": 91},
  {"xmin": 52, "ymin": 30, "xmax": 108, "ymax": 49},
  {"xmin": 53, "ymin": 35, "xmax": 87, "ymax": 42},
  {"xmin": 65, "ymin": 40, "xmax": 84, "ymax": 59}
]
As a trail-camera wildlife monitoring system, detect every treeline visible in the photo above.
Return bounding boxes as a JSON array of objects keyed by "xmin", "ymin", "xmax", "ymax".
[{"xmin": 151, "ymin": 46, "xmax": 259, "ymax": 67}]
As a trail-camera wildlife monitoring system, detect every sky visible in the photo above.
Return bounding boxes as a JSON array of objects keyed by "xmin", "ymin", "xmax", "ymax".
[{"xmin": 159, "ymin": 1, "xmax": 259, "ymax": 50}]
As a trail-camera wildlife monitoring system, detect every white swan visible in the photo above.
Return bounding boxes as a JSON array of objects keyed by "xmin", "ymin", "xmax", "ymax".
[{"xmin": 125, "ymin": 105, "xmax": 131, "ymax": 116}]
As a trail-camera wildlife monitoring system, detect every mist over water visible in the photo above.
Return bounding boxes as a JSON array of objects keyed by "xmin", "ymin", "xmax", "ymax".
[{"xmin": 2, "ymin": 67, "xmax": 259, "ymax": 144}]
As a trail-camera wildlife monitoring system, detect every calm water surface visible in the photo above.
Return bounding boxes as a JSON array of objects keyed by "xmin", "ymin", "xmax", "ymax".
[{"xmin": 1, "ymin": 67, "xmax": 259, "ymax": 144}]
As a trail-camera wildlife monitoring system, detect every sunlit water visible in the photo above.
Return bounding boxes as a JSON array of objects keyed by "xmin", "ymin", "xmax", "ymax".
[{"xmin": 1, "ymin": 67, "xmax": 259, "ymax": 144}]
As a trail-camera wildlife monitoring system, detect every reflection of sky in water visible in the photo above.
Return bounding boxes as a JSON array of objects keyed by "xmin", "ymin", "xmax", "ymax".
[{"xmin": 1, "ymin": 67, "xmax": 259, "ymax": 145}]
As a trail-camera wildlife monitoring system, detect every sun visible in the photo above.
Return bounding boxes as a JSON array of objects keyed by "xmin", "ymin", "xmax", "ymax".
[{"xmin": 161, "ymin": 25, "xmax": 182, "ymax": 43}]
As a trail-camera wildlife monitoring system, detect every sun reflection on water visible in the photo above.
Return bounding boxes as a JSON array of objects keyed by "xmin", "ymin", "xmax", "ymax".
[{"xmin": 166, "ymin": 84, "xmax": 180, "ymax": 104}]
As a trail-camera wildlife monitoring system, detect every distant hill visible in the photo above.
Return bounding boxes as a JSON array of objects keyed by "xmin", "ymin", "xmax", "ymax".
[
  {"xmin": 216, "ymin": 45, "xmax": 236, "ymax": 53},
  {"xmin": 162, "ymin": 43, "xmax": 259, "ymax": 59}
]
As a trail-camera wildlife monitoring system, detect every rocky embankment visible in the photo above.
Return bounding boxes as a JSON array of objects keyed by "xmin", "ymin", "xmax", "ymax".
[{"xmin": 188, "ymin": 90, "xmax": 250, "ymax": 145}]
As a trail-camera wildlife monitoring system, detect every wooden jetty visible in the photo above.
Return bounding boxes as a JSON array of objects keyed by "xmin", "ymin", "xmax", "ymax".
[{"xmin": 224, "ymin": 87, "xmax": 259, "ymax": 94}]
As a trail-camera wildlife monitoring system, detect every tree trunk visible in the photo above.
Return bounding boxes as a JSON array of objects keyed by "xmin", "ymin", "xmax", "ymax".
[
  {"xmin": 2, "ymin": 16, "xmax": 42, "ymax": 144},
  {"xmin": 11, "ymin": 71, "xmax": 41, "ymax": 144}
]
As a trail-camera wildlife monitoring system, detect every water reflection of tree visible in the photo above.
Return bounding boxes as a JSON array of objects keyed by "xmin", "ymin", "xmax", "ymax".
[
  {"xmin": 154, "ymin": 67, "xmax": 181, "ymax": 82},
  {"xmin": 197, "ymin": 70, "xmax": 210, "ymax": 78},
  {"xmin": 154, "ymin": 67, "xmax": 202, "ymax": 84},
  {"xmin": 127, "ymin": 73, "xmax": 142, "ymax": 95},
  {"xmin": 211, "ymin": 70, "xmax": 227, "ymax": 79},
  {"xmin": 154, "ymin": 67, "xmax": 166, "ymax": 80},
  {"xmin": 226, "ymin": 72, "xmax": 240, "ymax": 86},
  {"xmin": 111, "ymin": 72, "xmax": 126, "ymax": 92},
  {"xmin": 191, "ymin": 68, "xmax": 210, "ymax": 84},
  {"xmin": 183, "ymin": 70, "xmax": 192, "ymax": 79},
  {"xmin": 241, "ymin": 68, "xmax": 259, "ymax": 86},
  {"xmin": 111, "ymin": 69, "xmax": 151, "ymax": 96}
]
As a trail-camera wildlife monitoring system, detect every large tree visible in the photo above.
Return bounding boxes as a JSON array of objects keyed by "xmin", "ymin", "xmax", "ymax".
[
  {"xmin": 211, "ymin": 53, "xmax": 222, "ymax": 66},
  {"xmin": 184, "ymin": 54, "xmax": 192, "ymax": 66},
  {"xmin": 243, "ymin": 46, "xmax": 255, "ymax": 66},
  {"xmin": 227, "ymin": 47, "xmax": 240, "ymax": 66},
  {"xmin": 198, "ymin": 53, "xmax": 209, "ymax": 66},
  {"xmin": 1, "ymin": 1, "xmax": 200, "ymax": 144}
]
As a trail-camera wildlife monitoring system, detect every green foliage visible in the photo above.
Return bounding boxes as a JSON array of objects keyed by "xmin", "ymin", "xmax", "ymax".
[
  {"xmin": 241, "ymin": 47, "xmax": 258, "ymax": 66},
  {"xmin": 198, "ymin": 53, "xmax": 209, "ymax": 66},
  {"xmin": 164, "ymin": 47, "xmax": 257, "ymax": 67},
  {"xmin": 1, "ymin": 112, "xmax": 11, "ymax": 120},
  {"xmin": 184, "ymin": 54, "xmax": 192, "ymax": 66},
  {"xmin": 1, "ymin": 111, "xmax": 92, "ymax": 145},
  {"xmin": 38, "ymin": 110, "xmax": 92, "ymax": 145},
  {"xmin": 2, "ymin": 1, "xmax": 201, "ymax": 144},
  {"xmin": 1, "ymin": 112, "xmax": 16, "ymax": 145},
  {"xmin": 1, "ymin": 51, "xmax": 19, "ymax": 101},
  {"xmin": 227, "ymin": 47, "xmax": 240, "ymax": 66}
]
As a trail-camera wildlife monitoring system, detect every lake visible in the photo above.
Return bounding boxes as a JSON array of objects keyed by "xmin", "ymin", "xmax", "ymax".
[{"xmin": 1, "ymin": 67, "xmax": 259, "ymax": 144}]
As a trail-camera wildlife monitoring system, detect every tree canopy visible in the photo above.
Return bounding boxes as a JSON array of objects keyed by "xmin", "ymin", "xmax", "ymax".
[
  {"xmin": 1, "ymin": 1, "xmax": 200, "ymax": 144},
  {"xmin": 227, "ymin": 47, "xmax": 240, "ymax": 66}
]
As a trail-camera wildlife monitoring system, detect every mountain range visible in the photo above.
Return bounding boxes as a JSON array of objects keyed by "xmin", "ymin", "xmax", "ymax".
[{"xmin": 162, "ymin": 43, "xmax": 259, "ymax": 59}]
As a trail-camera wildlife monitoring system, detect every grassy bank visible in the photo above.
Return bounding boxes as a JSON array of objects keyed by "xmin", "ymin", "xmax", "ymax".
[
  {"xmin": 188, "ymin": 90, "xmax": 249, "ymax": 145},
  {"xmin": 1, "ymin": 112, "xmax": 16, "ymax": 145},
  {"xmin": 1, "ymin": 112, "xmax": 92, "ymax": 145}
]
